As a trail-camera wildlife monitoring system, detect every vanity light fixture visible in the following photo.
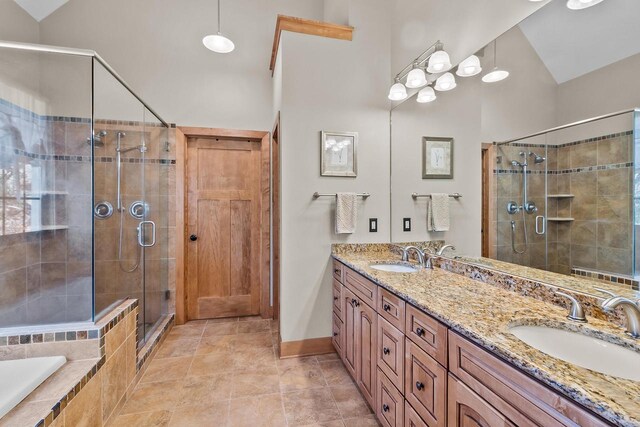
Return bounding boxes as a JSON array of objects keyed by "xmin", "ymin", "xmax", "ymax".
[
  {"xmin": 202, "ymin": 0, "xmax": 235, "ymax": 54},
  {"xmin": 416, "ymin": 86, "xmax": 437, "ymax": 103},
  {"xmin": 388, "ymin": 79, "xmax": 408, "ymax": 101},
  {"xmin": 427, "ymin": 49, "xmax": 452, "ymax": 73},
  {"xmin": 482, "ymin": 40, "xmax": 509, "ymax": 83},
  {"xmin": 406, "ymin": 65, "xmax": 428, "ymax": 88},
  {"xmin": 456, "ymin": 55, "xmax": 482, "ymax": 77},
  {"xmin": 566, "ymin": 0, "xmax": 605, "ymax": 9},
  {"xmin": 434, "ymin": 72, "xmax": 456, "ymax": 91}
]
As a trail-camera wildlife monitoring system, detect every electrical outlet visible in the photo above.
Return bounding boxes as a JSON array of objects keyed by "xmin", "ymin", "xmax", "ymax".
[
  {"xmin": 403, "ymin": 218, "xmax": 411, "ymax": 232},
  {"xmin": 369, "ymin": 218, "xmax": 378, "ymax": 232}
]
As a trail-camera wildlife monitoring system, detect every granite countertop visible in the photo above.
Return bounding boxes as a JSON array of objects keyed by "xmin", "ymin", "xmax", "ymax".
[{"xmin": 332, "ymin": 248, "xmax": 640, "ymax": 427}]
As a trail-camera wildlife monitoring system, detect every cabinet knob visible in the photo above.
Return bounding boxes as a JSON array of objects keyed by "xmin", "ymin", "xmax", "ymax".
[
  {"xmin": 382, "ymin": 404, "xmax": 390, "ymax": 412},
  {"xmin": 333, "ymin": 332, "xmax": 338, "ymax": 337},
  {"xmin": 383, "ymin": 347, "xmax": 390, "ymax": 355},
  {"xmin": 189, "ymin": 234, "xmax": 198, "ymax": 241},
  {"xmin": 351, "ymin": 298, "xmax": 360, "ymax": 307},
  {"xmin": 383, "ymin": 303, "xmax": 391, "ymax": 312},
  {"xmin": 416, "ymin": 327, "xmax": 425, "ymax": 337},
  {"xmin": 333, "ymin": 296, "xmax": 338, "ymax": 301},
  {"xmin": 334, "ymin": 269, "xmax": 340, "ymax": 274},
  {"xmin": 416, "ymin": 381, "xmax": 425, "ymax": 391}
]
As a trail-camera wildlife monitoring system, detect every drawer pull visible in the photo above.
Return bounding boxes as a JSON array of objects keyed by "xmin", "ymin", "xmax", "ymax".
[
  {"xmin": 415, "ymin": 327, "xmax": 425, "ymax": 337},
  {"xmin": 351, "ymin": 298, "xmax": 360, "ymax": 307},
  {"xmin": 382, "ymin": 404, "xmax": 390, "ymax": 412},
  {"xmin": 383, "ymin": 347, "xmax": 390, "ymax": 355},
  {"xmin": 334, "ymin": 268, "xmax": 341, "ymax": 274},
  {"xmin": 383, "ymin": 303, "xmax": 391, "ymax": 312},
  {"xmin": 415, "ymin": 381, "xmax": 425, "ymax": 391},
  {"xmin": 333, "ymin": 332, "xmax": 338, "ymax": 337},
  {"xmin": 333, "ymin": 296, "xmax": 339, "ymax": 301}
]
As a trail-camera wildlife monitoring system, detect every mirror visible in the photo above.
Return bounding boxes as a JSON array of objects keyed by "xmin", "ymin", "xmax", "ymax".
[{"xmin": 390, "ymin": 0, "xmax": 640, "ymax": 299}]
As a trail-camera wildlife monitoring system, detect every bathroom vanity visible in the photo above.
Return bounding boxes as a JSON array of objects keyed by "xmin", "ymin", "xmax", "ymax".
[{"xmin": 331, "ymin": 245, "xmax": 640, "ymax": 427}]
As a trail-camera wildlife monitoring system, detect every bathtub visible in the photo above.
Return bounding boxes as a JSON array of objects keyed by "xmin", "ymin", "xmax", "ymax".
[{"xmin": 0, "ymin": 356, "xmax": 66, "ymax": 419}]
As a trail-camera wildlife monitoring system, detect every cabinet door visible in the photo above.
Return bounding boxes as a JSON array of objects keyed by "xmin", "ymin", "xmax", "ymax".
[
  {"xmin": 405, "ymin": 305, "xmax": 448, "ymax": 368},
  {"xmin": 377, "ymin": 369, "xmax": 404, "ymax": 427},
  {"xmin": 356, "ymin": 299, "xmax": 377, "ymax": 409},
  {"xmin": 378, "ymin": 315, "xmax": 404, "ymax": 390},
  {"xmin": 342, "ymin": 287, "xmax": 358, "ymax": 377},
  {"xmin": 378, "ymin": 287, "xmax": 406, "ymax": 332},
  {"xmin": 332, "ymin": 312, "xmax": 344, "ymax": 358},
  {"xmin": 333, "ymin": 279, "xmax": 343, "ymax": 320},
  {"xmin": 448, "ymin": 375, "xmax": 515, "ymax": 427},
  {"xmin": 405, "ymin": 340, "xmax": 447, "ymax": 427}
]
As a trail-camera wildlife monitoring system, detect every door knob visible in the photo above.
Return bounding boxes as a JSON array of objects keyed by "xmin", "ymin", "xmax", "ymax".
[{"xmin": 190, "ymin": 234, "xmax": 198, "ymax": 241}]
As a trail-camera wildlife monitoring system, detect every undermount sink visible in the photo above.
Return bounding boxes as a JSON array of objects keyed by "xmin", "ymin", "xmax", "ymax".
[
  {"xmin": 509, "ymin": 325, "xmax": 640, "ymax": 381},
  {"xmin": 370, "ymin": 263, "xmax": 419, "ymax": 273}
]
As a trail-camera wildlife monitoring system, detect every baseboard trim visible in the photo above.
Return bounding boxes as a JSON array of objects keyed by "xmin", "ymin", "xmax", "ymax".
[{"xmin": 279, "ymin": 337, "xmax": 335, "ymax": 358}]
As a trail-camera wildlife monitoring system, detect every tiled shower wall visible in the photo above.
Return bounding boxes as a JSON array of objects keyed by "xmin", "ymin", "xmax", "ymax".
[{"xmin": 494, "ymin": 131, "xmax": 634, "ymax": 277}]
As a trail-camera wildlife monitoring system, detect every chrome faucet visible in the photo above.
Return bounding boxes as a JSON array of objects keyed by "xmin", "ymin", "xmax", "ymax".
[
  {"xmin": 436, "ymin": 244, "xmax": 456, "ymax": 256},
  {"xmin": 403, "ymin": 246, "xmax": 425, "ymax": 266},
  {"xmin": 601, "ymin": 296, "xmax": 640, "ymax": 338},
  {"xmin": 555, "ymin": 292, "xmax": 587, "ymax": 323}
]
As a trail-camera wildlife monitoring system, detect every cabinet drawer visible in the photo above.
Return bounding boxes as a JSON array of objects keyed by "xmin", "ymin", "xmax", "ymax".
[
  {"xmin": 405, "ymin": 402, "xmax": 428, "ymax": 427},
  {"xmin": 405, "ymin": 340, "xmax": 447, "ymax": 427},
  {"xmin": 332, "ymin": 312, "xmax": 344, "ymax": 358},
  {"xmin": 342, "ymin": 288, "xmax": 358, "ymax": 377},
  {"xmin": 448, "ymin": 374, "xmax": 515, "ymax": 427},
  {"xmin": 333, "ymin": 279, "xmax": 343, "ymax": 320},
  {"xmin": 377, "ymin": 315, "xmax": 404, "ymax": 391},
  {"xmin": 345, "ymin": 268, "xmax": 378, "ymax": 308},
  {"xmin": 333, "ymin": 259, "xmax": 344, "ymax": 283},
  {"xmin": 378, "ymin": 287, "xmax": 406, "ymax": 332},
  {"xmin": 448, "ymin": 331, "xmax": 610, "ymax": 427},
  {"xmin": 405, "ymin": 305, "xmax": 448, "ymax": 368},
  {"xmin": 377, "ymin": 369, "xmax": 404, "ymax": 427}
]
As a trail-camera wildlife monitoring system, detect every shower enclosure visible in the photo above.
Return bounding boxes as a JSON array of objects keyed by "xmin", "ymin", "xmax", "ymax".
[
  {"xmin": 494, "ymin": 109, "xmax": 639, "ymax": 279},
  {"xmin": 0, "ymin": 41, "xmax": 171, "ymax": 348}
]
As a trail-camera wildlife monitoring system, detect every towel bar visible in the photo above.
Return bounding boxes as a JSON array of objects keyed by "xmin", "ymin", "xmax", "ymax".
[
  {"xmin": 313, "ymin": 192, "xmax": 370, "ymax": 199},
  {"xmin": 412, "ymin": 193, "xmax": 462, "ymax": 199}
]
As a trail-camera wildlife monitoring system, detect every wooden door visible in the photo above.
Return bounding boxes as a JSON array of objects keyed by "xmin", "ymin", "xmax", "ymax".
[
  {"xmin": 186, "ymin": 137, "xmax": 261, "ymax": 319},
  {"xmin": 342, "ymin": 287, "xmax": 358, "ymax": 377},
  {"xmin": 448, "ymin": 375, "xmax": 515, "ymax": 427},
  {"xmin": 356, "ymin": 299, "xmax": 377, "ymax": 409}
]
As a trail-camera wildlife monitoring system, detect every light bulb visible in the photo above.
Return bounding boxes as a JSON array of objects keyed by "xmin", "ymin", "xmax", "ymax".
[
  {"xmin": 202, "ymin": 33, "xmax": 235, "ymax": 53},
  {"xmin": 416, "ymin": 87, "xmax": 437, "ymax": 103},
  {"xmin": 388, "ymin": 82, "xmax": 408, "ymax": 101},
  {"xmin": 566, "ymin": 0, "xmax": 604, "ymax": 9},
  {"xmin": 434, "ymin": 73, "xmax": 456, "ymax": 91},
  {"xmin": 456, "ymin": 55, "xmax": 482, "ymax": 77},
  {"xmin": 406, "ymin": 68, "xmax": 428, "ymax": 88},
  {"xmin": 482, "ymin": 68, "xmax": 509, "ymax": 83},
  {"xmin": 427, "ymin": 50, "xmax": 452, "ymax": 73}
]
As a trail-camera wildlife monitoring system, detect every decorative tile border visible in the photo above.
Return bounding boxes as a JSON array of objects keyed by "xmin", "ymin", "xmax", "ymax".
[
  {"xmin": 494, "ymin": 130, "xmax": 633, "ymax": 149},
  {"xmin": 572, "ymin": 267, "xmax": 639, "ymax": 290},
  {"xmin": 493, "ymin": 161, "xmax": 632, "ymax": 175},
  {"xmin": 11, "ymin": 148, "xmax": 175, "ymax": 165},
  {"xmin": 136, "ymin": 314, "xmax": 175, "ymax": 371}
]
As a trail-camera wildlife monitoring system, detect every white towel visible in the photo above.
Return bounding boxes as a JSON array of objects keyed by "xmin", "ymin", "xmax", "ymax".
[
  {"xmin": 335, "ymin": 193, "xmax": 358, "ymax": 234},
  {"xmin": 427, "ymin": 193, "xmax": 450, "ymax": 232}
]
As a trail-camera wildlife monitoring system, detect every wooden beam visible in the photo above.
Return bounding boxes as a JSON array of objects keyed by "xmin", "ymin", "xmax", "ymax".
[
  {"xmin": 270, "ymin": 15, "xmax": 354, "ymax": 73},
  {"xmin": 178, "ymin": 127, "xmax": 268, "ymax": 141},
  {"xmin": 279, "ymin": 337, "xmax": 335, "ymax": 358}
]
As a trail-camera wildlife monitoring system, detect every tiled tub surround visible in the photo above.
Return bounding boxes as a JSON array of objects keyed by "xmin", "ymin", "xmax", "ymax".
[
  {"xmin": 332, "ymin": 244, "xmax": 640, "ymax": 426},
  {"xmin": 0, "ymin": 299, "xmax": 144, "ymax": 427},
  {"xmin": 494, "ymin": 131, "xmax": 634, "ymax": 276}
]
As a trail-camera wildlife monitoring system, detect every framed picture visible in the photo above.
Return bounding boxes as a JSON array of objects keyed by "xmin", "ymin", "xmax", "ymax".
[
  {"xmin": 320, "ymin": 131, "xmax": 358, "ymax": 177},
  {"xmin": 422, "ymin": 136, "xmax": 453, "ymax": 179}
]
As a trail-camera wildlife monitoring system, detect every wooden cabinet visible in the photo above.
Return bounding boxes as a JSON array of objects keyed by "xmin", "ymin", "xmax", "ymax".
[
  {"xmin": 345, "ymin": 268, "xmax": 378, "ymax": 308},
  {"xmin": 405, "ymin": 305, "xmax": 448, "ymax": 368},
  {"xmin": 342, "ymin": 287, "xmax": 358, "ymax": 377},
  {"xmin": 405, "ymin": 340, "xmax": 447, "ymax": 427},
  {"xmin": 406, "ymin": 402, "xmax": 429, "ymax": 427},
  {"xmin": 378, "ymin": 287, "xmax": 406, "ymax": 332},
  {"xmin": 448, "ymin": 375, "xmax": 514, "ymax": 427},
  {"xmin": 356, "ymin": 297, "xmax": 377, "ymax": 408},
  {"xmin": 332, "ymin": 312, "xmax": 344, "ymax": 357},
  {"xmin": 378, "ymin": 315, "xmax": 405, "ymax": 390},
  {"xmin": 377, "ymin": 369, "xmax": 405, "ymax": 427},
  {"xmin": 333, "ymin": 259, "xmax": 344, "ymax": 283},
  {"xmin": 333, "ymin": 279, "xmax": 343, "ymax": 320}
]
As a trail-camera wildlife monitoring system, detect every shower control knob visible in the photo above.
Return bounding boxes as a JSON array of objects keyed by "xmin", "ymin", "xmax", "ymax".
[{"xmin": 190, "ymin": 234, "xmax": 198, "ymax": 241}]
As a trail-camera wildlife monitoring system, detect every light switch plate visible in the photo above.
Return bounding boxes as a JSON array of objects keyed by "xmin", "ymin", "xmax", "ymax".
[
  {"xmin": 403, "ymin": 218, "xmax": 411, "ymax": 232},
  {"xmin": 369, "ymin": 218, "xmax": 378, "ymax": 232}
]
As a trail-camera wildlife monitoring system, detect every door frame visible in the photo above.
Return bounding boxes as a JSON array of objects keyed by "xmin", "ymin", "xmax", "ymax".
[
  {"xmin": 481, "ymin": 143, "xmax": 496, "ymax": 258},
  {"xmin": 175, "ymin": 127, "xmax": 271, "ymax": 324}
]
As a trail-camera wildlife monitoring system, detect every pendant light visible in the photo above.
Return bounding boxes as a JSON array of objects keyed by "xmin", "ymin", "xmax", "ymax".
[
  {"xmin": 416, "ymin": 86, "xmax": 437, "ymax": 103},
  {"xmin": 456, "ymin": 55, "xmax": 482, "ymax": 77},
  {"xmin": 434, "ymin": 72, "xmax": 456, "ymax": 91},
  {"xmin": 566, "ymin": 0, "xmax": 604, "ymax": 9},
  {"xmin": 406, "ymin": 64, "xmax": 428, "ymax": 89},
  {"xmin": 482, "ymin": 40, "xmax": 509, "ymax": 83},
  {"xmin": 427, "ymin": 49, "xmax": 452, "ymax": 73},
  {"xmin": 203, "ymin": 0, "xmax": 235, "ymax": 53},
  {"xmin": 388, "ymin": 79, "xmax": 408, "ymax": 101}
]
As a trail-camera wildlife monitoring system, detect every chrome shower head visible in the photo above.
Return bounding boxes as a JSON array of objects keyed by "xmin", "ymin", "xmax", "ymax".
[
  {"xmin": 86, "ymin": 130, "xmax": 107, "ymax": 147},
  {"xmin": 529, "ymin": 152, "xmax": 545, "ymax": 164}
]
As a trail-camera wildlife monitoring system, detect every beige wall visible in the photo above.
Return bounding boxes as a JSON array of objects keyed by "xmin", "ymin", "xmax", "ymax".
[{"xmin": 278, "ymin": 0, "xmax": 392, "ymax": 342}]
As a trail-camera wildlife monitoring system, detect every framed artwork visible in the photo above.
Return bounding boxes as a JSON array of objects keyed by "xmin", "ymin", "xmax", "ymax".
[
  {"xmin": 320, "ymin": 131, "xmax": 358, "ymax": 177},
  {"xmin": 422, "ymin": 136, "xmax": 453, "ymax": 179}
]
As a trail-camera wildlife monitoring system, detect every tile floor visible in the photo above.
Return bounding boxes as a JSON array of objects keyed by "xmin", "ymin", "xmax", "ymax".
[{"xmin": 110, "ymin": 317, "xmax": 379, "ymax": 426}]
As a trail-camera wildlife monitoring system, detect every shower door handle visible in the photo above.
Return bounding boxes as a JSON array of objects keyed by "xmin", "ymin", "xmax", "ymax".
[
  {"xmin": 535, "ymin": 215, "xmax": 546, "ymax": 235},
  {"xmin": 137, "ymin": 221, "xmax": 156, "ymax": 247}
]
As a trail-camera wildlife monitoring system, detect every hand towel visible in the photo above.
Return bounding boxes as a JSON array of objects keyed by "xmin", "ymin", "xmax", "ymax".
[
  {"xmin": 335, "ymin": 192, "xmax": 358, "ymax": 234},
  {"xmin": 427, "ymin": 193, "xmax": 450, "ymax": 232}
]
